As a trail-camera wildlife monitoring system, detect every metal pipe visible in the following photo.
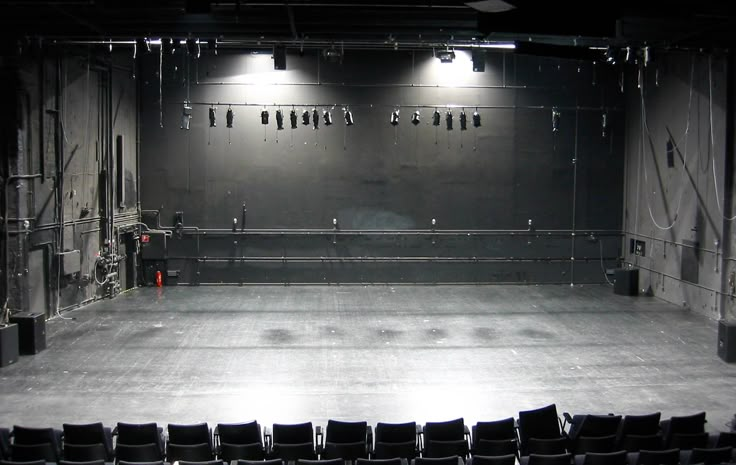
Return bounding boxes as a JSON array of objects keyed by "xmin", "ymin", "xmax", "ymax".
[
  {"xmin": 570, "ymin": 106, "xmax": 579, "ymax": 285},
  {"xmin": 168, "ymin": 256, "xmax": 619, "ymax": 263},
  {"xmin": 165, "ymin": 229, "xmax": 621, "ymax": 237}
]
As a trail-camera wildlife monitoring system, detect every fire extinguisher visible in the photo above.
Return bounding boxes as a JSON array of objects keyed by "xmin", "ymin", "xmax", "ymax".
[{"xmin": 155, "ymin": 270, "xmax": 163, "ymax": 287}]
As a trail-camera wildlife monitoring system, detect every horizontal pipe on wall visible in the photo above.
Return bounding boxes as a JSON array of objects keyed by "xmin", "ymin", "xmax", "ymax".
[
  {"xmin": 625, "ymin": 231, "xmax": 736, "ymax": 263},
  {"xmin": 173, "ymin": 281, "xmax": 600, "ymax": 286},
  {"xmin": 193, "ymin": 81, "xmax": 545, "ymax": 90},
  {"xmin": 623, "ymin": 260, "xmax": 731, "ymax": 298},
  {"xmin": 153, "ymin": 228, "xmax": 621, "ymax": 237},
  {"xmin": 168, "ymin": 256, "xmax": 619, "ymax": 263}
]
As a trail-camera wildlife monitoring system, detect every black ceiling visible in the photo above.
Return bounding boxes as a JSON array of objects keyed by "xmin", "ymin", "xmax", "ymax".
[{"xmin": 0, "ymin": 0, "xmax": 735, "ymax": 50}]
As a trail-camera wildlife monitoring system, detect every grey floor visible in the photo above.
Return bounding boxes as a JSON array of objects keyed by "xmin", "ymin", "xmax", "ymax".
[{"xmin": 1, "ymin": 284, "xmax": 735, "ymax": 433}]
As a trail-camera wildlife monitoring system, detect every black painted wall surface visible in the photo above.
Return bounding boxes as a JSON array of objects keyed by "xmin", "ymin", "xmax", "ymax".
[{"xmin": 139, "ymin": 49, "xmax": 625, "ymax": 284}]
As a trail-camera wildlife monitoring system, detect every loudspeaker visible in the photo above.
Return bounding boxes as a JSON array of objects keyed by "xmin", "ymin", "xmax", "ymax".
[
  {"xmin": 718, "ymin": 319, "xmax": 736, "ymax": 363},
  {"xmin": 9, "ymin": 312, "xmax": 46, "ymax": 355},
  {"xmin": 472, "ymin": 49, "xmax": 485, "ymax": 72},
  {"xmin": 273, "ymin": 45, "xmax": 286, "ymax": 70},
  {"xmin": 0, "ymin": 323, "xmax": 19, "ymax": 367},
  {"xmin": 614, "ymin": 268, "xmax": 639, "ymax": 296}
]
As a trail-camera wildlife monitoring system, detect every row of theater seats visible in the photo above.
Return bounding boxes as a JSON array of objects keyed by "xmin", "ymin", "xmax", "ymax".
[{"xmin": 0, "ymin": 405, "xmax": 735, "ymax": 465}]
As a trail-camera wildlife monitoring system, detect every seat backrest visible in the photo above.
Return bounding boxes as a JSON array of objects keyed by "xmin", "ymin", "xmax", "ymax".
[
  {"xmin": 619, "ymin": 434, "xmax": 663, "ymax": 452},
  {"xmin": 219, "ymin": 442, "xmax": 265, "ymax": 461},
  {"xmin": 374, "ymin": 440, "xmax": 417, "ymax": 460},
  {"xmin": 470, "ymin": 455, "xmax": 516, "ymax": 465},
  {"xmin": 473, "ymin": 439, "xmax": 517, "ymax": 457},
  {"xmin": 636, "ymin": 448, "xmax": 680, "ymax": 465},
  {"xmin": 118, "ymin": 461, "xmax": 165, "ymax": 465},
  {"xmin": 217, "ymin": 422, "xmax": 261, "ymax": 445},
  {"xmin": 357, "ymin": 458, "xmax": 404, "ymax": 465},
  {"xmin": 687, "ymin": 446, "xmax": 733, "ymax": 465},
  {"xmin": 474, "ymin": 418, "xmax": 516, "ymax": 442},
  {"xmin": 10, "ymin": 443, "xmax": 58, "ymax": 462},
  {"xmin": 0, "ymin": 460, "xmax": 46, "ymax": 465},
  {"xmin": 414, "ymin": 456, "xmax": 461, "ymax": 465},
  {"xmin": 271, "ymin": 442, "xmax": 316, "ymax": 461},
  {"xmin": 666, "ymin": 413, "xmax": 706, "ymax": 437},
  {"xmin": 670, "ymin": 432, "xmax": 708, "ymax": 450},
  {"xmin": 115, "ymin": 442, "xmax": 163, "ymax": 462},
  {"xmin": 59, "ymin": 460, "xmax": 105, "ymax": 465},
  {"xmin": 582, "ymin": 451, "xmax": 628, "ymax": 465},
  {"xmin": 166, "ymin": 443, "xmax": 212, "ymax": 462},
  {"xmin": 717, "ymin": 431, "xmax": 736, "ymax": 448},
  {"xmin": 518, "ymin": 405, "xmax": 561, "ymax": 444},
  {"xmin": 424, "ymin": 419, "xmax": 465, "ymax": 442},
  {"xmin": 375, "ymin": 423, "xmax": 416, "ymax": 444},
  {"xmin": 12, "ymin": 426, "xmax": 59, "ymax": 448},
  {"xmin": 619, "ymin": 414, "xmax": 661, "ymax": 437},
  {"xmin": 574, "ymin": 435, "xmax": 616, "ymax": 454},
  {"xmin": 117, "ymin": 423, "xmax": 161, "ymax": 446},
  {"xmin": 297, "ymin": 459, "xmax": 344, "ymax": 465},
  {"xmin": 177, "ymin": 460, "xmax": 222, "ymax": 465},
  {"xmin": 63, "ymin": 423, "xmax": 107, "ymax": 446},
  {"xmin": 63, "ymin": 442, "xmax": 108, "ymax": 462},
  {"xmin": 526, "ymin": 437, "xmax": 567, "ymax": 456},
  {"xmin": 577, "ymin": 417, "xmax": 622, "ymax": 438},
  {"xmin": 527, "ymin": 452, "xmax": 572, "ymax": 465},
  {"xmin": 237, "ymin": 459, "xmax": 282, "ymax": 465},
  {"xmin": 326, "ymin": 420, "xmax": 367, "ymax": 444},
  {"xmin": 168, "ymin": 423, "xmax": 211, "ymax": 447},
  {"xmin": 273, "ymin": 423, "xmax": 314, "ymax": 445}
]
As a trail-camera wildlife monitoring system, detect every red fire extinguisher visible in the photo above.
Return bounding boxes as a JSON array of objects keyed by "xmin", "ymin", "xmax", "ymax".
[{"xmin": 155, "ymin": 270, "xmax": 163, "ymax": 287}]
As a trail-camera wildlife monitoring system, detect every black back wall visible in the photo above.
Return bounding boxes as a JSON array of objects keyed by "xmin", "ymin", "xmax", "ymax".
[{"xmin": 139, "ymin": 49, "xmax": 625, "ymax": 284}]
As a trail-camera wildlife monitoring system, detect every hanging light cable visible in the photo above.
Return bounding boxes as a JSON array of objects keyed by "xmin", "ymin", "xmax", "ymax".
[{"xmin": 226, "ymin": 105, "xmax": 234, "ymax": 144}]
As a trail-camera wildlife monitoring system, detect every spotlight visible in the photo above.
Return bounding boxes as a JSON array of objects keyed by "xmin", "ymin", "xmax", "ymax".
[
  {"xmin": 472, "ymin": 111, "xmax": 481, "ymax": 128},
  {"xmin": 390, "ymin": 109, "xmax": 400, "ymax": 126},
  {"xmin": 180, "ymin": 101, "xmax": 192, "ymax": 130},
  {"xmin": 302, "ymin": 110, "xmax": 310, "ymax": 125},
  {"xmin": 313, "ymin": 108, "xmax": 319, "ymax": 129},
  {"xmin": 460, "ymin": 111, "xmax": 467, "ymax": 130},
  {"xmin": 437, "ymin": 49, "xmax": 455, "ymax": 63},
  {"xmin": 209, "ymin": 106, "xmax": 216, "ymax": 127},
  {"xmin": 162, "ymin": 38, "xmax": 174, "ymax": 55},
  {"xmin": 290, "ymin": 109, "xmax": 298, "ymax": 129},
  {"xmin": 208, "ymin": 38, "xmax": 217, "ymax": 56},
  {"xmin": 552, "ymin": 107, "xmax": 561, "ymax": 132},
  {"xmin": 344, "ymin": 109, "xmax": 354, "ymax": 126},
  {"xmin": 432, "ymin": 110, "xmax": 441, "ymax": 126},
  {"xmin": 186, "ymin": 38, "xmax": 199, "ymax": 58},
  {"xmin": 261, "ymin": 109, "xmax": 269, "ymax": 125},
  {"xmin": 446, "ymin": 110, "xmax": 453, "ymax": 130},
  {"xmin": 226, "ymin": 106, "xmax": 234, "ymax": 128},
  {"xmin": 323, "ymin": 45, "xmax": 343, "ymax": 63},
  {"xmin": 323, "ymin": 110, "xmax": 333, "ymax": 126},
  {"xmin": 411, "ymin": 110, "xmax": 420, "ymax": 125},
  {"xmin": 276, "ymin": 109, "xmax": 284, "ymax": 130},
  {"xmin": 624, "ymin": 46, "xmax": 635, "ymax": 64},
  {"xmin": 605, "ymin": 46, "xmax": 617, "ymax": 65}
]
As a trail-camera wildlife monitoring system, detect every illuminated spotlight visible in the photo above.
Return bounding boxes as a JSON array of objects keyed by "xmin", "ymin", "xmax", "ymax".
[
  {"xmin": 390, "ymin": 109, "xmax": 400, "ymax": 126},
  {"xmin": 209, "ymin": 106, "xmax": 216, "ymax": 127},
  {"xmin": 472, "ymin": 110, "xmax": 481, "ymax": 128},
  {"xmin": 411, "ymin": 110, "xmax": 420, "ymax": 125},
  {"xmin": 601, "ymin": 111, "xmax": 608, "ymax": 138},
  {"xmin": 180, "ymin": 101, "xmax": 192, "ymax": 130},
  {"xmin": 437, "ymin": 49, "xmax": 456, "ymax": 63},
  {"xmin": 552, "ymin": 107, "xmax": 561, "ymax": 132},
  {"xmin": 460, "ymin": 110, "xmax": 467, "ymax": 130},
  {"xmin": 208, "ymin": 39, "xmax": 217, "ymax": 56},
  {"xmin": 344, "ymin": 108, "xmax": 354, "ymax": 126},
  {"xmin": 323, "ymin": 110, "xmax": 333, "ymax": 126},
  {"xmin": 290, "ymin": 109, "xmax": 298, "ymax": 129},
  {"xmin": 162, "ymin": 38, "xmax": 174, "ymax": 55},
  {"xmin": 276, "ymin": 109, "xmax": 284, "ymax": 130},
  {"xmin": 261, "ymin": 109, "xmax": 269, "ymax": 125},
  {"xmin": 446, "ymin": 110, "xmax": 453, "ymax": 130},
  {"xmin": 312, "ymin": 108, "xmax": 319, "ymax": 129},
  {"xmin": 605, "ymin": 46, "xmax": 617, "ymax": 65},
  {"xmin": 432, "ymin": 109, "xmax": 441, "ymax": 126},
  {"xmin": 226, "ymin": 106, "xmax": 234, "ymax": 128},
  {"xmin": 323, "ymin": 45, "xmax": 343, "ymax": 63},
  {"xmin": 302, "ymin": 110, "xmax": 310, "ymax": 125}
]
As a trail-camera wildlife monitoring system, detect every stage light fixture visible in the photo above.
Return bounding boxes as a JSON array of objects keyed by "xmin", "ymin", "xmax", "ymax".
[
  {"xmin": 460, "ymin": 111, "xmax": 467, "ymax": 130},
  {"xmin": 273, "ymin": 44, "xmax": 286, "ymax": 70},
  {"xmin": 472, "ymin": 111, "xmax": 481, "ymax": 128},
  {"xmin": 344, "ymin": 108, "xmax": 354, "ymax": 126},
  {"xmin": 209, "ymin": 106, "xmax": 216, "ymax": 127},
  {"xmin": 437, "ymin": 49, "xmax": 455, "ymax": 63},
  {"xmin": 313, "ymin": 108, "xmax": 319, "ymax": 129},
  {"xmin": 261, "ymin": 109, "xmax": 269, "ymax": 125},
  {"xmin": 390, "ymin": 109, "xmax": 400, "ymax": 126},
  {"xmin": 181, "ymin": 101, "xmax": 192, "ymax": 130},
  {"xmin": 432, "ymin": 110, "xmax": 441, "ymax": 126},
  {"xmin": 290, "ymin": 109, "xmax": 298, "ymax": 129},
  {"xmin": 323, "ymin": 44, "xmax": 343, "ymax": 63},
  {"xmin": 276, "ymin": 109, "xmax": 284, "ymax": 130},
  {"xmin": 552, "ymin": 107, "xmax": 561, "ymax": 132},
  {"xmin": 208, "ymin": 39, "xmax": 217, "ymax": 56},
  {"xmin": 411, "ymin": 110, "xmax": 420, "ymax": 125},
  {"xmin": 624, "ymin": 46, "xmax": 635, "ymax": 64},
  {"xmin": 226, "ymin": 106, "xmax": 234, "ymax": 128},
  {"xmin": 302, "ymin": 110, "xmax": 310, "ymax": 125},
  {"xmin": 605, "ymin": 47, "xmax": 616, "ymax": 65},
  {"xmin": 323, "ymin": 110, "xmax": 333, "ymax": 126},
  {"xmin": 162, "ymin": 38, "xmax": 174, "ymax": 55},
  {"xmin": 446, "ymin": 110, "xmax": 453, "ymax": 130},
  {"xmin": 601, "ymin": 112, "xmax": 608, "ymax": 138},
  {"xmin": 472, "ymin": 49, "xmax": 485, "ymax": 72},
  {"xmin": 135, "ymin": 38, "xmax": 150, "ymax": 57}
]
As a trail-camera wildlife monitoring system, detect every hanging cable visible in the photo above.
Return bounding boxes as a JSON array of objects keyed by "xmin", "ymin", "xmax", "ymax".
[
  {"xmin": 709, "ymin": 54, "xmax": 736, "ymax": 221},
  {"xmin": 599, "ymin": 239, "xmax": 614, "ymax": 286},
  {"xmin": 639, "ymin": 57, "xmax": 695, "ymax": 230}
]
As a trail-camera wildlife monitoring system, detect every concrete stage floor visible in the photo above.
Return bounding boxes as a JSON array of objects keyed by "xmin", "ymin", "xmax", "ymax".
[{"xmin": 1, "ymin": 285, "xmax": 734, "ymax": 432}]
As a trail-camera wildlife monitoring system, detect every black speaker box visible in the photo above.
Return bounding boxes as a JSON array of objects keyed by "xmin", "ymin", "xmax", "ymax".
[
  {"xmin": 0, "ymin": 323, "xmax": 19, "ymax": 367},
  {"xmin": 718, "ymin": 319, "xmax": 736, "ymax": 363},
  {"xmin": 9, "ymin": 312, "xmax": 46, "ymax": 355},
  {"xmin": 614, "ymin": 268, "xmax": 639, "ymax": 296}
]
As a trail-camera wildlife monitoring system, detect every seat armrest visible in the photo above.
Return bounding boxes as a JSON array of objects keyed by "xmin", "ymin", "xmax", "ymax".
[
  {"xmin": 417, "ymin": 424, "xmax": 424, "ymax": 453},
  {"xmin": 316, "ymin": 425, "xmax": 323, "ymax": 454},
  {"xmin": 263, "ymin": 426, "xmax": 272, "ymax": 453},
  {"xmin": 367, "ymin": 425, "xmax": 374, "ymax": 455}
]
